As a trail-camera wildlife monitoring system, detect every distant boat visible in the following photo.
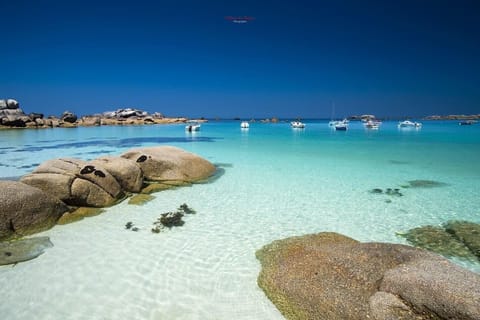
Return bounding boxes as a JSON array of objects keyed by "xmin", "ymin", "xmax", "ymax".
[
  {"xmin": 398, "ymin": 120, "xmax": 422, "ymax": 128},
  {"xmin": 240, "ymin": 121, "xmax": 250, "ymax": 129},
  {"xmin": 185, "ymin": 122, "xmax": 201, "ymax": 132},
  {"xmin": 291, "ymin": 121, "xmax": 306, "ymax": 129},
  {"xmin": 459, "ymin": 120, "xmax": 476, "ymax": 126},
  {"xmin": 329, "ymin": 118, "xmax": 349, "ymax": 127},
  {"xmin": 364, "ymin": 120, "xmax": 381, "ymax": 130},
  {"xmin": 334, "ymin": 119, "xmax": 348, "ymax": 131}
]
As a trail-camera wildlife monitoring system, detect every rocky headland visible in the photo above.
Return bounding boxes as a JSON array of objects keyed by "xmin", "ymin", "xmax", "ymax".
[
  {"xmin": 257, "ymin": 232, "xmax": 480, "ymax": 320},
  {"xmin": 0, "ymin": 146, "xmax": 216, "ymax": 263},
  {"xmin": 0, "ymin": 98, "xmax": 197, "ymax": 129}
]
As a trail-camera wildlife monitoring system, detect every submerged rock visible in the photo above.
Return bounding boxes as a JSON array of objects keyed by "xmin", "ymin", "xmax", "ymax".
[
  {"xmin": 140, "ymin": 182, "xmax": 176, "ymax": 194},
  {"xmin": 398, "ymin": 225, "xmax": 477, "ymax": 261},
  {"xmin": 57, "ymin": 207, "xmax": 105, "ymax": 225},
  {"xmin": 444, "ymin": 220, "xmax": 480, "ymax": 260},
  {"xmin": 0, "ymin": 236, "xmax": 53, "ymax": 265},
  {"xmin": 128, "ymin": 194, "xmax": 155, "ymax": 205},
  {"xmin": 408, "ymin": 180, "xmax": 448, "ymax": 188},
  {"xmin": 256, "ymin": 232, "xmax": 480, "ymax": 320}
]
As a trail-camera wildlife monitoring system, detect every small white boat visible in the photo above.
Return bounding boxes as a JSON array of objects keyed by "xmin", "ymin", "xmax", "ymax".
[
  {"xmin": 330, "ymin": 118, "xmax": 349, "ymax": 127},
  {"xmin": 291, "ymin": 121, "xmax": 306, "ymax": 128},
  {"xmin": 240, "ymin": 121, "xmax": 250, "ymax": 129},
  {"xmin": 364, "ymin": 120, "xmax": 381, "ymax": 130},
  {"xmin": 185, "ymin": 123, "xmax": 201, "ymax": 132},
  {"xmin": 398, "ymin": 120, "xmax": 422, "ymax": 128},
  {"xmin": 333, "ymin": 119, "xmax": 348, "ymax": 131}
]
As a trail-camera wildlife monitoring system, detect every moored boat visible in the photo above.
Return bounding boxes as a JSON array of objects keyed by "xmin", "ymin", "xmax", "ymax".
[
  {"xmin": 185, "ymin": 123, "xmax": 201, "ymax": 132},
  {"xmin": 398, "ymin": 120, "xmax": 422, "ymax": 128},
  {"xmin": 364, "ymin": 120, "xmax": 381, "ymax": 130},
  {"xmin": 291, "ymin": 121, "xmax": 306, "ymax": 128},
  {"xmin": 459, "ymin": 120, "xmax": 476, "ymax": 126},
  {"xmin": 241, "ymin": 121, "xmax": 250, "ymax": 129}
]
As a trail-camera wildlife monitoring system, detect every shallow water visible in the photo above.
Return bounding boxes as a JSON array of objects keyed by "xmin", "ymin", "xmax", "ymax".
[{"xmin": 1, "ymin": 120, "xmax": 479, "ymax": 319}]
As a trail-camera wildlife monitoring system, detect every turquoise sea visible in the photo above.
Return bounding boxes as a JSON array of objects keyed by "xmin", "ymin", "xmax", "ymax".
[{"xmin": 1, "ymin": 120, "xmax": 480, "ymax": 319}]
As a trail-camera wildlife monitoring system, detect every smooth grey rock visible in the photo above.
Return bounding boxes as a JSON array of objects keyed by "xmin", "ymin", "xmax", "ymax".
[
  {"xmin": 0, "ymin": 181, "xmax": 68, "ymax": 240},
  {"xmin": 91, "ymin": 156, "xmax": 144, "ymax": 192},
  {"xmin": 256, "ymin": 232, "xmax": 480, "ymax": 320},
  {"xmin": 0, "ymin": 236, "xmax": 53, "ymax": 265},
  {"xmin": 369, "ymin": 292, "xmax": 422, "ymax": 320},
  {"xmin": 381, "ymin": 258, "xmax": 480, "ymax": 319},
  {"xmin": 21, "ymin": 158, "xmax": 123, "ymax": 207},
  {"xmin": 121, "ymin": 146, "xmax": 216, "ymax": 183}
]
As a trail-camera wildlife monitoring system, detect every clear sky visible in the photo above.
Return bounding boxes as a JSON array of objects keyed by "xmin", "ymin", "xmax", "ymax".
[{"xmin": 1, "ymin": 0, "xmax": 479, "ymax": 119}]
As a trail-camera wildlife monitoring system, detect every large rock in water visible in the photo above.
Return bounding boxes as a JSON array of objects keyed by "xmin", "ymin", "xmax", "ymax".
[
  {"xmin": 0, "ymin": 236, "xmax": 53, "ymax": 265},
  {"xmin": 121, "ymin": 146, "xmax": 216, "ymax": 184},
  {"xmin": 91, "ymin": 156, "xmax": 144, "ymax": 192},
  {"xmin": 0, "ymin": 181, "xmax": 68, "ymax": 240},
  {"xmin": 21, "ymin": 158, "xmax": 123, "ymax": 207},
  {"xmin": 256, "ymin": 232, "xmax": 480, "ymax": 320}
]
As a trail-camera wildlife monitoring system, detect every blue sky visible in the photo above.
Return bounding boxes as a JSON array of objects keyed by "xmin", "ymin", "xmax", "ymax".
[{"xmin": 1, "ymin": 0, "xmax": 479, "ymax": 118}]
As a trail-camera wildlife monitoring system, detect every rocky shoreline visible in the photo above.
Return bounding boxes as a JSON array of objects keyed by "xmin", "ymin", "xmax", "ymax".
[
  {"xmin": 0, "ymin": 98, "xmax": 200, "ymax": 129},
  {"xmin": 0, "ymin": 146, "xmax": 216, "ymax": 246}
]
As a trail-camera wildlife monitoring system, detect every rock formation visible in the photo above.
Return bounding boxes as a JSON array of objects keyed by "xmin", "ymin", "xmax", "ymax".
[
  {"xmin": 399, "ymin": 220, "xmax": 480, "ymax": 261},
  {"xmin": 21, "ymin": 158, "xmax": 124, "ymax": 207},
  {"xmin": 91, "ymin": 156, "xmax": 144, "ymax": 193},
  {"xmin": 0, "ymin": 236, "xmax": 53, "ymax": 265},
  {"xmin": 0, "ymin": 146, "xmax": 216, "ymax": 264},
  {"xmin": 60, "ymin": 111, "xmax": 78, "ymax": 123},
  {"xmin": 0, "ymin": 99, "xmax": 193, "ymax": 129},
  {"xmin": 0, "ymin": 181, "xmax": 68, "ymax": 240},
  {"xmin": 256, "ymin": 232, "xmax": 480, "ymax": 320},
  {"xmin": 121, "ymin": 146, "xmax": 216, "ymax": 184}
]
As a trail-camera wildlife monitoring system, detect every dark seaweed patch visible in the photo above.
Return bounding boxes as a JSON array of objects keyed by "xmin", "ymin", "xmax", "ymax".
[
  {"xmin": 408, "ymin": 180, "xmax": 449, "ymax": 188},
  {"xmin": 389, "ymin": 160, "xmax": 410, "ymax": 165}
]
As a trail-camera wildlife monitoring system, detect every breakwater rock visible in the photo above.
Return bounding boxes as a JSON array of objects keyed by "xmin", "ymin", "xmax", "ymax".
[
  {"xmin": 1, "ymin": 146, "xmax": 216, "ymax": 241},
  {"xmin": 256, "ymin": 232, "xmax": 480, "ymax": 320}
]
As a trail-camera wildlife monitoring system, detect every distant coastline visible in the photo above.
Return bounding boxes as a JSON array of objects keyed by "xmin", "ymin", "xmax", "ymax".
[
  {"xmin": 2, "ymin": 98, "xmax": 480, "ymax": 129},
  {"xmin": 422, "ymin": 114, "xmax": 480, "ymax": 120}
]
